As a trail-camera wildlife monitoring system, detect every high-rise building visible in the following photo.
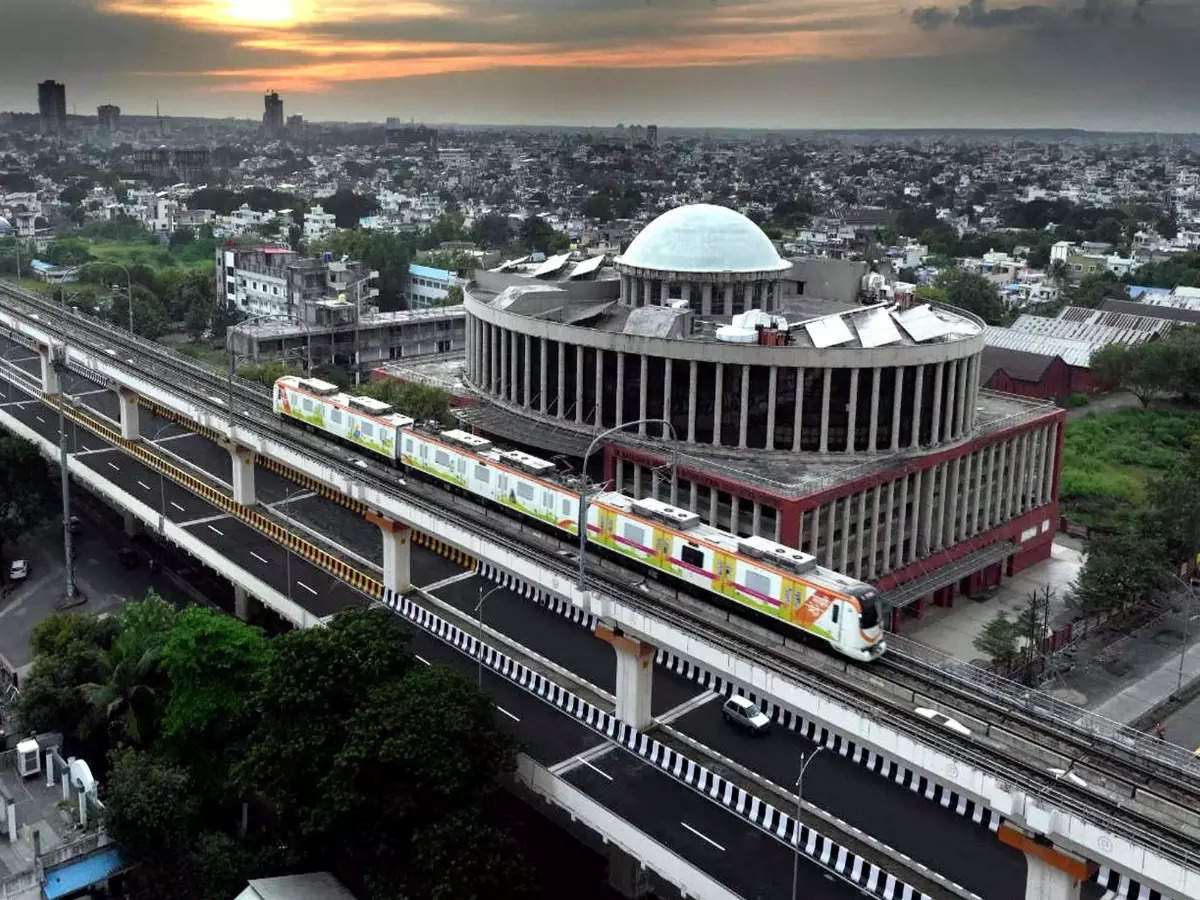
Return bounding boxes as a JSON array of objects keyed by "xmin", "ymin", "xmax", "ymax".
[
  {"xmin": 97, "ymin": 104, "xmax": 120, "ymax": 133},
  {"xmin": 263, "ymin": 91, "xmax": 284, "ymax": 135},
  {"xmin": 646, "ymin": 124, "xmax": 659, "ymax": 147},
  {"xmin": 37, "ymin": 80, "xmax": 66, "ymax": 134}
]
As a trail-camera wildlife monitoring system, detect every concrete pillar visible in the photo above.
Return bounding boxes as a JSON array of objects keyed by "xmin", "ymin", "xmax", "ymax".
[
  {"xmin": 752, "ymin": 501, "xmax": 762, "ymax": 537},
  {"xmin": 846, "ymin": 367, "xmax": 859, "ymax": 452},
  {"xmin": 944, "ymin": 456, "xmax": 961, "ymax": 546},
  {"xmin": 523, "ymin": 334, "xmax": 532, "ymax": 408},
  {"xmin": 701, "ymin": 283, "xmax": 713, "ymax": 316},
  {"xmin": 792, "ymin": 367, "xmax": 805, "ymax": 452},
  {"xmin": 123, "ymin": 510, "xmax": 138, "ymax": 538},
  {"xmin": 633, "ymin": 464, "xmax": 642, "ymax": 498},
  {"xmin": 934, "ymin": 463, "xmax": 948, "ymax": 551},
  {"xmin": 920, "ymin": 466, "xmax": 936, "ymax": 557},
  {"xmin": 638, "ymin": 354, "xmax": 648, "ymax": 435},
  {"xmin": 615, "ymin": 459, "xmax": 624, "ymax": 493},
  {"xmin": 730, "ymin": 495, "xmax": 740, "ymax": 535},
  {"xmin": 511, "ymin": 331, "xmax": 520, "ymax": 404},
  {"xmin": 222, "ymin": 441, "xmax": 256, "ymax": 506},
  {"xmin": 723, "ymin": 283, "xmax": 734, "ymax": 315},
  {"xmin": 738, "ymin": 365, "xmax": 750, "ymax": 449},
  {"xmin": 825, "ymin": 503, "xmax": 837, "ymax": 568},
  {"xmin": 117, "ymin": 387, "xmax": 140, "ymax": 441},
  {"xmin": 38, "ymin": 344, "xmax": 59, "ymax": 395},
  {"xmin": 955, "ymin": 358, "xmax": 968, "ymax": 438},
  {"xmin": 575, "ymin": 347, "xmax": 584, "ymax": 424},
  {"xmin": 854, "ymin": 491, "xmax": 867, "ymax": 578},
  {"xmin": 368, "ymin": 511, "xmax": 412, "ymax": 596},
  {"xmin": 662, "ymin": 358, "xmax": 673, "ymax": 439},
  {"xmin": 774, "ymin": 508, "xmax": 782, "ymax": 542},
  {"xmin": 931, "ymin": 361, "xmax": 945, "ymax": 446},
  {"xmin": 595, "ymin": 350, "xmax": 604, "ymax": 427},
  {"xmin": 890, "ymin": 367, "xmax": 904, "ymax": 452},
  {"xmin": 840, "ymin": 494, "xmax": 852, "ymax": 572},
  {"xmin": 490, "ymin": 324, "xmax": 499, "ymax": 394},
  {"xmin": 595, "ymin": 623, "xmax": 654, "ymax": 729},
  {"xmin": 643, "ymin": 279, "xmax": 653, "ymax": 307},
  {"xmin": 709, "ymin": 488, "xmax": 719, "ymax": 526},
  {"xmin": 819, "ymin": 367, "xmax": 832, "ymax": 453},
  {"xmin": 615, "ymin": 351, "xmax": 625, "ymax": 426},
  {"xmin": 911, "ymin": 365, "xmax": 924, "ymax": 447},
  {"xmin": 499, "ymin": 325, "xmax": 508, "ymax": 399},
  {"xmin": 997, "ymin": 826, "xmax": 1089, "ymax": 900},
  {"xmin": 687, "ymin": 361, "xmax": 698, "ymax": 442},
  {"xmin": 688, "ymin": 481, "xmax": 697, "ymax": 512},
  {"xmin": 681, "ymin": 282, "xmax": 692, "ymax": 308},
  {"xmin": 943, "ymin": 358, "xmax": 958, "ymax": 442},
  {"xmin": 1042, "ymin": 423, "xmax": 1057, "ymax": 504},
  {"xmin": 538, "ymin": 337, "xmax": 548, "ymax": 414},
  {"xmin": 234, "ymin": 585, "xmax": 250, "ymax": 622},
  {"xmin": 867, "ymin": 367, "xmax": 881, "ymax": 452},
  {"xmin": 895, "ymin": 475, "xmax": 907, "ymax": 572},
  {"xmin": 556, "ymin": 341, "xmax": 565, "ymax": 419},
  {"xmin": 765, "ymin": 366, "xmax": 777, "ymax": 450},
  {"xmin": 712, "ymin": 362, "xmax": 724, "ymax": 446},
  {"xmin": 908, "ymin": 469, "xmax": 922, "ymax": 564}
]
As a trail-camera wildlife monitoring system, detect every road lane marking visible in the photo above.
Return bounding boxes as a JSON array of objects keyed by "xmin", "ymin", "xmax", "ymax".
[
  {"xmin": 171, "ymin": 502, "xmax": 186, "ymax": 512},
  {"xmin": 494, "ymin": 705, "xmax": 520, "ymax": 723},
  {"xmin": 296, "ymin": 580, "xmax": 318, "ymax": 597},
  {"xmin": 680, "ymin": 822, "xmax": 725, "ymax": 852},
  {"xmin": 415, "ymin": 654, "xmax": 430, "ymax": 666},
  {"xmin": 579, "ymin": 757, "xmax": 613, "ymax": 781},
  {"xmin": 35, "ymin": 415, "xmax": 45, "ymax": 424},
  {"xmin": 207, "ymin": 525, "xmax": 224, "ymax": 536},
  {"xmin": 106, "ymin": 462, "xmax": 120, "ymax": 471},
  {"xmin": 137, "ymin": 480, "xmax": 151, "ymax": 491},
  {"xmin": 250, "ymin": 551, "xmax": 270, "ymax": 565}
]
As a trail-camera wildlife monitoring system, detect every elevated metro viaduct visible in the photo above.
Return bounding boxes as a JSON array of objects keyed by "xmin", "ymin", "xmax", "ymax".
[{"xmin": 3, "ymin": 294, "xmax": 1197, "ymax": 900}]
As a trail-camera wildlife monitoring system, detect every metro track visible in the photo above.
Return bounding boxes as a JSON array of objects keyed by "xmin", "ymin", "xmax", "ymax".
[{"xmin": 4, "ymin": 281, "xmax": 1200, "ymax": 873}]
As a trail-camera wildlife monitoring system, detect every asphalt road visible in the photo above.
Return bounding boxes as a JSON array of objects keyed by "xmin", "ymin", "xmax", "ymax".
[{"xmin": 0, "ymin": 338, "xmax": 1023, "ymax": 899}]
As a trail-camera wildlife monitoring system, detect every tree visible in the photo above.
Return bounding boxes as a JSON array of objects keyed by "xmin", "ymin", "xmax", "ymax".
[
  {"xmin": 46, "ymin": 238, "xmax": 93, "ymax": 266},
  {"xmin": 472, "ymin": 212, "xmax": 510, "ymax": 249},
  {"xmin": 1089, "ymin": 342, "xmax": 1132, "ymax": 391},
  {"xmin": 1140, "ymin": 445, "xmax": 1200, "ymax": 568},
  {"xmin": 324, "ymin": 188, "xmax": 379, "ymax": 229},
  {"xmin": 581, "ymin": 193, "xmax": 612, "ymax": 221},
  {"xmin": 932, "ymin": 268, "xmax": 1007, "ymax": 325},
  {"xmin": 445, "ymin": 284, "xmax": 463, "ymax": 305},
  {"xmin": 0, "ymin": 435, "xmax": 56, "ymax": 556},
  {"xmin": 1070, "ymin": 271, "xmax": 1122, "ymax": 309},
  {"xmin": 973, "ymin": 612, "xmax": 1022, "ymax": 668},
  {"xmin": 103, "ymin": 747, "xmax": 200, "ymax": 862},
  {"xmin": 520, "ymin": 215, "xmax": 568, "ymax": 252},
  {"xmin": 1125, "ymin": 341, "xmax": 1176, "ymax": 408},
  {"xmin": 168, "ymin": 226, "xmax": 195, "ymax": 249},
  {"xmin": 1073, "ymin": 530, "xmax": 1169, "ymax": 615}
]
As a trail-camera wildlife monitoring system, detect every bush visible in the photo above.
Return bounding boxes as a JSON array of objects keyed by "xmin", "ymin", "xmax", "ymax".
[{"xmin": 1063, "ymin": 393, "xmax": 1090, "ymax": 408}]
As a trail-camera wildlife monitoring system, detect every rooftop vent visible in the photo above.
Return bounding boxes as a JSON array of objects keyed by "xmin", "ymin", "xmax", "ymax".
[
  {"xmin": 738, "ymin": 535, "xmax": 817, "ymax": 574},
  {"xmin": 632, "ymin": 497, "xmax": 701, "ymax": 530}
]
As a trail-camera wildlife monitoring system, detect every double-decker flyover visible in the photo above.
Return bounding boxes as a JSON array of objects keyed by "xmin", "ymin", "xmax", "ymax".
[{"xmin": 1, "ymin": 281, "xmax": 1198, "ymax": 899}]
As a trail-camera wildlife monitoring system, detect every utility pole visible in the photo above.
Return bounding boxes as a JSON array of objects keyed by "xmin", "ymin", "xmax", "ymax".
[{"xmin": 53, "ymin": 346, "xmax": 76, "ymax": 603}]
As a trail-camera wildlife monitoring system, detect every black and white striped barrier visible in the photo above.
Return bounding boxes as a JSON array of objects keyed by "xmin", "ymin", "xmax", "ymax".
[
  {"xmin": 1096, "ymin": 865, "xmax": 1169, "ymax": 900},
  {"xmin": 381, "ymin": 585, "xmax": 934, "ymax": 900}
]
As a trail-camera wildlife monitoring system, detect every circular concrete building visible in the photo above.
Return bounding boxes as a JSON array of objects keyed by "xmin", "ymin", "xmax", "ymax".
[{"xmin": 463, "ymin": 204, "xmax": 985, "ymax": 456}]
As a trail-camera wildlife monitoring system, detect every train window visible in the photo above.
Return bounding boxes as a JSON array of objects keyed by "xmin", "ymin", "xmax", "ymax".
[
  {"xmin": 561, "ymin": 498, "xmax": 571, "ymax": 516},
  {"xmin": 361, "ymin": 421, "xmax": 375, "ymax": 438},
  {"xmin": 831, "ymin": 603, "xmax": 840, "ymax": 624},
  {"xmin": 474, "ymin": 464, "xmax": 489, "ymax": 482},
  {"xmin": 458, "ymin": 458, "xmax": 467, "ymax": 474},
  {"xmin": 743, "ymin": 568, "xmax": 771, "ymax": 598},
  {"xmin": 517, "ymin": 482, "xmax": 535, "ymax": 502},
  {"xmin": 329, "ymin": 408, "xmax": 342, "ymax": 425},
  {"xmin": 498, "ymin": 474, "xmax": 508, "ymax": 491},
  {"xmin": 622, "ymin": 522, "xmax": 646, "ymax": 548},
  {"xmin": 435, "ymin": 449, "xmax": 451, "ymax": 467},
  {"xmin": 681, "ymin": 545, "xmax": 704, "ymax": 569},
  {"xmin": 302, "ymin": 397, "xmax": 313, "ymax": 412},
  {"xmin": 542, "ymin": 491, "xmax": 552, "ymax": 509},
  {"xmin": 860, "ymin": 601, "xmax": 879, "ymax": 629}
]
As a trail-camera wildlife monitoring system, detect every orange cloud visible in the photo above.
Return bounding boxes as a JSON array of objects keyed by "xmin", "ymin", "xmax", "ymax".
[{"xmin": 100, "ymin": 0, "xmax": 448, "ymax": 30}]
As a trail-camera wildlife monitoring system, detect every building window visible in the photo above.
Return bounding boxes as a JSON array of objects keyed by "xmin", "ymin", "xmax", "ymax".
[{"xmin": 437, "ymin": 340, "xmax": 451, "ymax": 353}]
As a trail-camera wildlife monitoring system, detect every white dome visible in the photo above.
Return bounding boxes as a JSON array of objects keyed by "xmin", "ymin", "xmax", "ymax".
[{"xmin": 617, "ymin": 204, "xmax": 789, "ymax": 274}]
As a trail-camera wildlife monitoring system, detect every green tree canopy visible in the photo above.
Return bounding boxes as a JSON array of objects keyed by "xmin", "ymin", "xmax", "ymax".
[
  {"xmin": 927, "ymin": 268, "xmax": 1007, "ymax": 325},
  {"xmin": 0, "ymin": 435, "xmax": 56, "ymax": 555},
  {"xmin": 104, "ymin": 748, "xmax": 200, "ymax": 862}
]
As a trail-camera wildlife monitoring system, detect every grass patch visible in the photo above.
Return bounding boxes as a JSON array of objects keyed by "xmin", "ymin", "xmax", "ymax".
[
  {"xmin": 174, "ymin": 342, "xmax": 227, "ymax": 370},
  {"xmin": 86, "ymin": 239, "xmax": 213, "ymax": 274},
  {"xmin": 1061, "ymin": 408, "xmax": 1200, "ymax": 531}
]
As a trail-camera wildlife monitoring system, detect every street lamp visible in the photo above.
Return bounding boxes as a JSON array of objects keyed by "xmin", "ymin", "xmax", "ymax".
[
  {"xmin": 576, "ymin": 419, "xmax": 678, "ymax": 591},
  {"xmin": 791, "ymin": 746, "xmax": 826, "ymax": 900},
  {"xmin": 52, "ymin": 343, "xmax": 76, "ymax": 603},
  {"xmin": 475, "ymin": 583, "xmax": 506, "ymax": 688},
  {"xmin": 147, "ymin": 422, "xmax": 176, "ymax": 534},
  {"xmin": 1169, "ymin": 572, "xmax": 1198, "ymax": 696}
]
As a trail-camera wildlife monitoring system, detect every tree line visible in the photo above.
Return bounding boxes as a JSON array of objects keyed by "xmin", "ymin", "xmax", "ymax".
[{"xmin": 18, "ymin": 600, "xmax": 537, "ymax": 900}]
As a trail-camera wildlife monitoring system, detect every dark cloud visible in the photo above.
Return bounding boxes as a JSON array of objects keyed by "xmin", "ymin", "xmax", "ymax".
[
  {"xmin": 911, "ymin": 0, "xmax": 1164, "ymax": 30},
  {"xmin": 954, "ymin": 0, "xmax": 1049, "ymax": 26},
  {"xmin": 910, "ymin": 6, "xmax": 952, "ymax": 28}
]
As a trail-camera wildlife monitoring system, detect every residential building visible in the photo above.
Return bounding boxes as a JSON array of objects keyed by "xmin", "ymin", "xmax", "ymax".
[
  {"xmin": 303, "ymin": 205, "xmax": 336, "ymax": 243},
  {"xmin": 37, "ymin": 80, "xmax": 66, "ymax": 134},
  {"xmin": 263, "ymin": 91, "xmax": 284, "ymax": 135},
  {"xmin": 96, "ymin": 104, "xmax": 120, "ymax": 133},
  {"xmin": 216, "ymin": 244, "xmax": 378, "ymax": 323},
  {"xmin": 408, "ymin": 263, "xmax": 467, "ymax": 308}
]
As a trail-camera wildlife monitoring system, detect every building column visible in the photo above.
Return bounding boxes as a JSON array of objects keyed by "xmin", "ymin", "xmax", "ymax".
[
  {"xmin": 840, "ymin": 495, "xmax": 853, "ymax": 572},
  {"xmin": 681, "ymin": 283, "xmax": 692, "ymax": 308},
  {"xmin": 954, "ymin": 358, "xmax": 968, "ymax": 437},
  {"xmin": 615, "ymin": 351, "xmax": 625, "ymax": 426},
  {"xmin": 854, "ymin": 491, "xmax": 867, "ymax": 578},
  {"xmin": 688, "ymin": 481, "xmax": 698, "ymax": 512},
  {"xmin": 908, "ymin": 469, "xmax": 922, "ymax": 564},
  {"xmin": 662, "ymin": 358, "xmax": 673, "ymax": 439},
  {"xmin": 997, "ymin": 826, "xmax": 1090, "ymax": 900},
  {"xmin": 687, "ymin": 361, "xmax": 698, "ymax": 442},
  {"xmin": 523, "ymin": 334, "xmax": 532, "ymax": 408},
  {"xmin": 643, "ymin": 279, "xmax": 653, "ymax": 307},
  {"xmin": 931, "ymin": 361, "xmax": 945, "ymax": 445},
  {"xmin": 867, "ymin": 367, "xmax": 881, "ymax": 452},
  {"xmin": 491, "ymin": 325, "xmax": 500, "ymax": 395},
  {"xmin": 37, "ymin": 343, "xmax": 59, "ymax": 395},
  {"xmin": 595, "ymin": 622, "xmax": 654, "ymax": 730},
  {"xmin": 738, "ymin": 364, "xmax": 750, "ymax": 449},
  {"xmin": 919, "ymin": 466, "xmax": 936, "ymax": 557},
  {"xmin": 934, "ymin": 463, "xmax": 949, "ymax": 551},
  {"xmin": 709, "ymin": 488, "xmax": 719, "ymax": 525},
  {"xmin": 723, "ymin": 283, "xmax": 734, "ymax": 315},
  {"xmin": 638, "ymin": 354, "xmax": 648, "ymax": 435},
  {"xmin": 896, "ymin": 475, "xmax": 909, "ymax": 571},
  {"xmin": 944, "ymin": 456, "xmax": 961, "ymax": 546},
  {"xmin": 499, "ymin": 326, "xmax": 508, "ymax": 399},
  {"xmin": 825, "ymin": 503, "xmax": 837, "ymax": 568},
  {"xmin": 730, "ymin": 495, "xmax": 740, "ymax": 535},
  {"xmin": 633, "ymin": 464, "xmax": 642, "ymax": 497},
  {"xmin": 1041, "ymin": 423, "xmax": 1057, "ymax": 505},
  {"xmin": 556, "ymin": 341, "xmax": 565, "ymax": 419},
  {"xmin": 868, "ymin": 485, "xmax": 882, "ymax": 579},
  {"xmin": 966, "ymin": 356, "xmax": 980, "ymax": 430},
  {"xmin": 221, "ymin": 440, "xmax": 256, "ymax": 506},
  {"xmin": 117, "ymin": 387, "xmax": 141, "ymax": 441},
  {"xmin": 943, "ymin": 358, "xmax": 959, "ymax": 441},
  {"xmin": 792, "ymin": 367, "xmax": 805, "ymax": 452},
  {"xmin": 511, "ymin": 331, "xmax": 520, "ymax": 404},
  {"xmin": 752, "ymin": 502, "xmax": 762, "ymax": 537},
  {"xmin": 368, "ymin": 511, "xmax": 412, "ymax": 596},
  {"xmin": 538, "ymin": 337, "xmax": 548, "ymax": 414},
  {"xmin": 819, "ymin": 367, "xmax": 832, "ymax": 453},
  {"xmin": 701, "ymin": 283, "xmax": 713, "ymax": 316},
  {"xmin": 595, "ymin": 350, "xmax": 605, "ymax": 427},
  {"xmin": 846, "ymin": 368, "xmax": 860, "ymax": 452},
  {"xmin": 910, "ymin": 365, "xmax": 924, "ymax": 447},
  {"xmin": 713, "ymin": 362, "xmax": 724, "ymax": 446},
  {"xmin": 765, "ymin": 366, "xmax": 777, "ymax": 450},
  {"xmin": 575, "ymin": 347, "xmax": 585, "ymax": 424}
]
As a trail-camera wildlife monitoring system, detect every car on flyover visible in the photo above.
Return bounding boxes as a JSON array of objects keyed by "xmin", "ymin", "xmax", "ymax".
[
  {"xmin": 8, "ymin": 560, "xmax": 28, "ymax": 581},
  {"xmin": 722, "ymin": 695, "xmax": 771, "ymax": 735}
]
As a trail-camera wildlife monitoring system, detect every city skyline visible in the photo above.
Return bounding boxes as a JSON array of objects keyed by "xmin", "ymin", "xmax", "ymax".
[{"xmin": 3, "ymin": 0, "xmax": 1200, "ymax": 131}]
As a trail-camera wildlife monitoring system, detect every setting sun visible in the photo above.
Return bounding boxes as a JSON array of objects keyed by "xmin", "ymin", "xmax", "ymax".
[{"xmin": 224, "ymin": 0, "xmax": 295, "ymax": 24}]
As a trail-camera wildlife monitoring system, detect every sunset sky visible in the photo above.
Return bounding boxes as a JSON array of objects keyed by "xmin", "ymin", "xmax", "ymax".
[{"xmin": 4, "ymin": 0, "xmax": 1199, "ymax": 130}]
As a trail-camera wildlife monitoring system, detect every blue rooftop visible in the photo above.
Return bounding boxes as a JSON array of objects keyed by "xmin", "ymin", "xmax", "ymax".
[
  {"xmin": 1128, "ymin": 285, "xmax": 1170, "ymax": 300},
  {"xmin": 29, "ymin": 260, "xmax": 55, "ymax": 273},
  {"xmin": 409, "ymin": 263, "xmax": 451, "ymax": 281},
  {"xmin": 43, "ymin": 847, "xmax": 129, "ymax": 899}
]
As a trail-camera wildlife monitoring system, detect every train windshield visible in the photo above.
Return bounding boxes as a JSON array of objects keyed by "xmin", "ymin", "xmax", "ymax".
[{"xmin": 856, "ymin": 590, "xmax": 881, "ymax": 629}]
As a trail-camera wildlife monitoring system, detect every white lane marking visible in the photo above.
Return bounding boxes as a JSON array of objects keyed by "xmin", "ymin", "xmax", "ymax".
[
  {"xmin": 250, "ymin": 551, "xmax": 270, "ymax": 565},
  {"xmin": 34, "ymin": 415, "xmax": 45, "ymax": 424},
  {"xmin": 680, "ymin": 822, "xmax": 726, "ymax": 852},
  {"xmin": 415, "ymin": 654, "xmax": 430, "ymax": 666},
  {"xmin": 170, "ymin": 501, "xmax": 186, "ymax": 512},
  {"xmin": 494, "ymin": 705, "xmax": 520, "ymax": 723},
  {"xmin": 296, "ymin": 580, "xmax": 318, "ymax": 597},
  {"xmin": 137, "ymin": 480, "xmax": 151, "ymax": 491},
  {"xmin": 207, "ymin": 524, "xmax": 224, "ymax": 536},
  {"xmin": 579, "ymin": 757, "xmax": 613, "ymax": 782},
  {"xmin": 106, "ymin": 461, "xmax": 120, "ymax": 471},
  {"xmin": 78, "ymin": 445, "xmax": 92, "ymax": 453}
]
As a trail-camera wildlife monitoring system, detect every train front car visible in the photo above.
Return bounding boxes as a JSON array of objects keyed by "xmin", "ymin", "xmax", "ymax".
[{"xmin": 843, "ymin": 585, "xmax": 886, "ymax": 661}]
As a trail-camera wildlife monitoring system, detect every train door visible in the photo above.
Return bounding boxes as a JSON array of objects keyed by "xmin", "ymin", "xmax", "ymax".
[{"xmin": 829, "ymin": 599, "xmax": 845, "ymax": 647}]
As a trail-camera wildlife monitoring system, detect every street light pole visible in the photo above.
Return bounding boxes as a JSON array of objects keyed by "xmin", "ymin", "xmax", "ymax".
[
  {"xmin": 54, "ymin": 347, "xmax": 75, "ymax": 603},
  {"xmin": 791, "ymin": 746, "xmax": 825, "ymax": 900},
  {"xmin": 475, "ymin": 583, "xmax": 505, "ymax": 688},
  {"xmin": 1171, "ymin": 573, "xmax": 1197, "ymax": 696},
  {"xmin": 576, "ymin": 419, "xmax": 678, "ymax": 591}
]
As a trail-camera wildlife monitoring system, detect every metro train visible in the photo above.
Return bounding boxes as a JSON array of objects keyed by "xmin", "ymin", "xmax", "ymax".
[{"xmin": 273, "ymin": 375, "xmax": 886, "ymax": 661}]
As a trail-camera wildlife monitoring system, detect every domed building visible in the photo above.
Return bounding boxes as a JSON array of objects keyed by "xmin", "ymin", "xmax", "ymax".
[{"xmin": 457, "ymin": 205, "xmax": 1064, "ymax": 628}]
